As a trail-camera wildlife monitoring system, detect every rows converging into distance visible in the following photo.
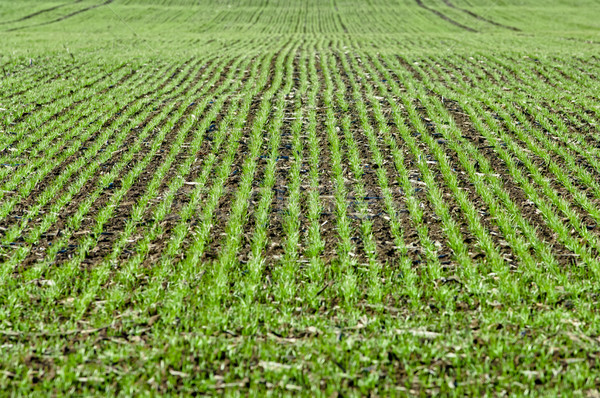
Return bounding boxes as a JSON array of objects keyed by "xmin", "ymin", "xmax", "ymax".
[{"xmin": 1, "ymin": 0, "xmax": 600, "ymax": 394}]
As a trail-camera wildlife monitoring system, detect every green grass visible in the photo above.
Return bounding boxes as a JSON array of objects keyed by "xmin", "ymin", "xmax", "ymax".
[{"xmin": 1, "ymin": 0, "xmax": 600, "ymax": 395}]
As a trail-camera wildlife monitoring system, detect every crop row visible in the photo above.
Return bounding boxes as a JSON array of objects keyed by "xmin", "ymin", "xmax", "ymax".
[{"xmin": 3, "ymin": 46, "xmax": 600, "ymax": 315}]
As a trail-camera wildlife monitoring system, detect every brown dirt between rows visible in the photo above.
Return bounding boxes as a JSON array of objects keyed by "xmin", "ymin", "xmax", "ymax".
[
  {"xmin": 0, "ymin": 65, "xmax": 134, "ymax": 166},
  {"xmin": 103, "ymin": 58, "xmax": 262, "ymax": 277},
  {"xmin": 233, "ymin": 57, "xmax": 303, "ymax": 268},
  {"xmin": 408, "ymin": 55, "xmax": 600, "ymax": 266},
  {"xmin": 449, "ymin": 54, "xmax": 600, "ymax": 192},
  {"xmin": 101, "ymin": 60, "xmax": 242, "ymax": 269},
  {"xmin": 61, "ymin": 60, "xmax": 238, "ymax": 270},
  {"xmin": 259, "ymin": 54, "xmax": 318, "ymax": 269},
  {"xmin": 9, "ymin": 60, "xmax": 213, "ymax": 270},
  {"xmin": 441, "ymin": 105, "xmax": 590, "ymax": 267},
  {"xmin": 1, "ymin": 67, "xmax": 162, "ymax": 224},
  {"xmin": 333, "ymin": 53, "xmax": 398, "ymax": 265},
  {"xmin": 199, "ymin": 55, "xmax": 285, "ymax": 267},
  {"xmin": 333, "ymin": 53, "xmax": 445, "ymax": 275},
  {"xmin": 3, "ymin": 61, "xmax": 187, "ymax": 188},
  {"xmin": 439, "ymin": 55, "xmax": 600, "ymax": 203},
  {"xmin": 4, "ymin": 50, "xmax": 599, "ymax": 287},
  {"xmin": 434, "ymin": 56, "xmax": 600, "ymax": 247}
]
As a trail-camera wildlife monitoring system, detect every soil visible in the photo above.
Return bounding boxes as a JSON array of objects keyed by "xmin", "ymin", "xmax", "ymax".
[{"xmin": 2, "ymin": 47, "xmax": 598, "ymax": 297}]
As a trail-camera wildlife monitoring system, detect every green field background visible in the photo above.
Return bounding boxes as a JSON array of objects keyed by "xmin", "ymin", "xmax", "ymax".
[{"xmin": 1, "ymin": 0, "xmax": 600, "ymax": 396}]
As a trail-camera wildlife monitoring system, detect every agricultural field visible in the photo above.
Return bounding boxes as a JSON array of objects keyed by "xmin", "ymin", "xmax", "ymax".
[{"xmin": 1, "ymin": 0, "xmax": 600, "ymax": 395}]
